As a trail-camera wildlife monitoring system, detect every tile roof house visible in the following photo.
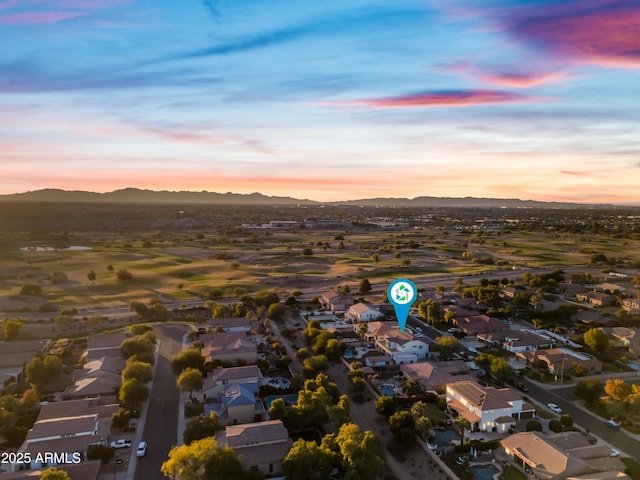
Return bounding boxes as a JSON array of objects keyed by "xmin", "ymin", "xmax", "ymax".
[
  {"xmin": 216, "ymin": 420, "xmax": 292, "ymax": 477},
  {"xmin": 0, "ymin": 339, "xmax": 51, "ymax": 390},
  {"xmin": 85, "ymin": 332, "xmax": 130, "ymax": 361},
  {"xmin": 609, "ymin": 327, "xmax": 640, "ymax": 355},
  {"xmin": 501, "ymin": 431, "xmax": 628, "ymax": 480},
  {"xmin": 319, "ymin": 291, "xmax": 354, "ymax": 312},
  {"xmin": 576, "ymin": 291, "xmax": 615, "ymax": 307},
  {"xmin": 204, "ymin": 383, "xmax": 266, "ymax": 426},
  {"xmin": 203, "ymin": 365, "xmax": 264, "ymax": 399},
  {"xmin": 478, "ymin": 330, "xmax": 555, "ymax": 353},
  {"xmin": 400, "ymin": 360, "xmax": 472, "ymax": 393},
  {"xmin": 200, "ymin": 331, "xmax": 257, "ymax": 364},
  {"xmin": 516, "ymin": 348, "xmax": 602, "ymax": 377},
  {"xmin": 621, "ymin": 296, "xmax": 640, "ymax": 315},
  {"xmin": 445, "ymin": 380, "xmax": 535, "ymax": 433},
  {"xmin": 62, "ymin": 357, "xmax": 122, "ymax": 400},
  {"xmin": 346, "ymin": 302, "xmax": 383, "ymax": 323},
  {"xmin": 374, "ymin": 327, "xmax": 430, "ymax": 364},
  {"xmin": 453, "ymin": 314, "xmax": 509, "ymax": 336}
]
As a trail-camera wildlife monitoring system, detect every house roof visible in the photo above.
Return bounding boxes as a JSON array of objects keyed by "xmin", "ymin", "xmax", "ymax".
[
  {"xmin": 0, "ymin": 460, "xmax": 101, "ymax": 480},
  {"xmin": 501, "ymin": 432, "xmax": 569, "ymax": 475},
  {"xmin": 223, "ymin": 420, "xmax": 289, "ymax": 447},
  {"xmin": 222, "ymin": 384, "xmax": 257, "ymax": 407},
  {"xmin": 0, "ymin": 339, "xmax": 50, "ymax": 355},
  {"xmin": 209, "ymin": 365, "xmax": 262, "ymax": 383},
  {"xmin": 87, "ymin": 332, "xmax": 130, "ymax": 350},
  {"xmin": 0, "ymin": 352, "xmax": 36, "ymax": 369},
  {"xmin": 503, "ymin": 330, "xmax": 555, "ymax": 348},
  {"xmin": 38, "ymin": 396, "xmax": 119, "ymax": 420},
  {"xmin": 456, "ymin": 315, "xmax": 507, "ymax": 333},
  {"xmin": 26, "ymin": 414, "xmax": 98, "ymax": 440},
  {"xmin": 609, "ymin": 327, "xmax": 640, "ymax": 345},
  {"xmin": 350, "ymin": 302, "xmax": 378, "ymax": 314},
  {"xmin": 447, "ymin": 381, "xmax": 522, "ymax": 411},
  {"xmin": 21, "ymin": 434, "xmax": 106, "ymax": 457},
  {"xmin": 63, "ymin": 376, "xmax": 119, "ymax": 398},
  {"xmin": 401, "ymin": 360, "xmax": 471, "ymax": 388}
]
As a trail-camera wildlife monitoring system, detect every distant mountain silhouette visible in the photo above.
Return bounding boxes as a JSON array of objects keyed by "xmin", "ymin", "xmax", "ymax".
[{"xmin": 0, "ymin": 188, "xmax": 613, "ymax": 208}]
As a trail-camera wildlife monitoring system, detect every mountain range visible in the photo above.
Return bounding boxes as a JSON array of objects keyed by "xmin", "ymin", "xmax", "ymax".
[{"xmin": 0, "ymin": 188, "xmax": 618, "ymax": 208}]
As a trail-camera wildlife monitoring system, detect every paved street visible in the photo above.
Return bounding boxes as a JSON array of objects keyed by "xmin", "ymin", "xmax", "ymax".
[{"xmin": 133, "ymin": 323, "xmax": 190, "ymax": 480}]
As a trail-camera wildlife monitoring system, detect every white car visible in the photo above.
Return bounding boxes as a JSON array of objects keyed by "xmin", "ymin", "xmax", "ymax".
[
  {"xmin": 110, "ymin": 439, "xmax": 131, "ymax": 449},
  {"xmin": 547, "ymin": 403, "xmax": 562, "ymax": 414},
  {"xmin": 610, "ymin": 448, "xmax": 620, "ymax": 457},
  {"xmin": 136, "ymin": 441, "xmax": 147, "ymax": 457}
]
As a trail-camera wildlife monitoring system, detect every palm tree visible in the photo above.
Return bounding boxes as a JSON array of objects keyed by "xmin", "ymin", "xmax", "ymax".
[{"xmin": 455, "ymin": 416, "xmax": 471, "ymax": 445}]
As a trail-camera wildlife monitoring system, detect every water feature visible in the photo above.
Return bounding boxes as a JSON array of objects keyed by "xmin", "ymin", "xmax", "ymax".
[
  {"xmin": 470, "ymin": 464, "xmax": 499, "ymax": 480},
  {"xmin": 430, "ymin": 428, "xmax": 459, "ymax": 447}
]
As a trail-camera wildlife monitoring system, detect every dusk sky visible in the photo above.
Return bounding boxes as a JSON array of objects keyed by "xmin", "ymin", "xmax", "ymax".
[{"xmin": 2, "ymin": 0, "xmax": 640, "ymax": 203}]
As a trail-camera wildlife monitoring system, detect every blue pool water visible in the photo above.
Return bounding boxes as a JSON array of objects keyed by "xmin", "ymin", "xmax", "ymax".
[
  {"xmin": 431, "ymin": 428, "xmax": 459, "ymax": 447},
  {"xmin": 264, "ymin": 394, "xmax": 298, "ymax": 409},
  {"xmin": 471, "ymin": 464, "xmax": 499, "ymax": 480}
]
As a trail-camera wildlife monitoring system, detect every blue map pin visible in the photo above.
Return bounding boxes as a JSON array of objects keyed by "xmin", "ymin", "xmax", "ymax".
[{"xmin": 387, "ymin": 278, "xmax": 417, "ymax": 332}]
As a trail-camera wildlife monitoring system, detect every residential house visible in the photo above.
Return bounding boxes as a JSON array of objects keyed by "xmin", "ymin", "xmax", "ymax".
[
  {"xmin": 204, "ymin": 383, "xmax": 266, "ymax": 425},
  {"xmin": 400, "ymin": 360, "xmax": 472, "ymax": 393},
  {"xmin": 446, "ymin": 380, "xmax": 535, "ymax": 433},
  {"xmin": 85, "ymin": 332, "xmax": 130, "ymax": 361},
  {"xmin": 571, "ymin": 310, "xmax": 616, "ymax": 327},
  {"xmin": 0, "ymin": 339, "xmax": 51, "ymax": 390},
  {"xmin": 319, "ymin": 291, "xmax": 354, "ymax": 312},
  {"xmin": 501, "ymin": 431, "xmax": 628, "ymax": 480},
  {"xmin": 500, "ymin": 286, "xmax": 518, "ymax": 300},
  {"xmin": 561, "ymin": 284, "xmax": 591, "ymax": 300},
  {"xmin": 62, "ymin": 356, "xmax": 122, "ymax": 400},
  {"xmin": 621, "ymin": 296, "xmax": 640, "ymax": 315},
  {"xmin": 516, "ymin": 348, "xmax": 602, "ymax": 377},
  {"xmin": 0, "ymin": 460, "xmax": 101, "ymax": 480},
  {"xmin": 201, "ymin": 332, "xmax": 257, "ymax": 364},
  {"xmin": 375, "ymin": 327, "xmax": 430, "ymax": 364},
  {"xmin": 609, "ymin": 327, "xmax": 640, "ymax": 356},
  {"xmin": 203, "ymin": 365, "xmax": 264, "ymax": 399},
  {"xmin": 453, "ymin": 315, "xmax": 509, "ymax": 336},
  {"xmin": 346, "ymin": 303, "xmax": 383, "ymax": 323},
  {"xmin": 478, "ymin": 330, "xmax": 555, "ymax": 353},
  {"xmin": 576, "ymin": 291, "xmax": 615, "ymax": 307},
  {"xmin": 216, "ymin": 420, "xmax": 292, "ymax": 477}
]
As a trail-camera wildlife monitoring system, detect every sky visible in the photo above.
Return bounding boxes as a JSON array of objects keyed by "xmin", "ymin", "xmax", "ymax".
[{"xmin": 1, "ymin": 0, "xmax": 640, "ymax": 203}]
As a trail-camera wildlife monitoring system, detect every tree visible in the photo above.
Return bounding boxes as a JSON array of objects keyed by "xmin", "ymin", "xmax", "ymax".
[
  {"xmin": 403, "ymin": 378, "xmax": 422, "ymax": 396},
  {"xmin": 3, "ymin": 320, "xmax": 22, "ymax": 341},
  {"xmin": 455, "ymin": 416, "xmax": 471, "ymax": 445},
  {"xmin": 21, "ymin": 388, "xmax": 39, "ymax": 408},
  {"xmin": 604, "ymin": 378, "xmax": 632, "ymax": 402},
  {"xmin": 112, "ymin": 407, "xmax": 130, "ymax": 429},
  {"xmin": 121, "ymin": 338, "xmax": 155, "ymax": 362},
  {"xmin": 302, "ymin": 248, "xmax": 313, "ymax": 256},
  {"xmin": 268, "ymin": 303, "xmax": 287, "ymax": 321},
  {"xmin": 183, "ymin": 412, "xmax": 221, "ymax": 445},
  {"xmin": 574, "ymin": 379, "xmax": 603, "ymax": 404},
  {"xmin": 122, "ymin": 360, "xmax": 153, "ymax": 383},
  {"xmin": 87, "ymin": 270, "xmax": 96, "ymax": 282},
  {"xmin": 39, "ymin": 467, "xmax": 71, "ymax": 480},
  {"xmin": 583, "ymin": 328, "xmax": 609, "ymax": 353},
  {"xmin": 87, "ymin": 444, "xmax": 115, "ymax": 464},
  {"xmin": 283, "ymin": 439, "xmax": 336, "ymax": 480},
  {"xmin": 389, "ymin": 410, "xmax": 415, "ymax": 444},
  {"xmin": 415, "ymin": 416, "xmax": 432, "ymax": 439},
  {"xmin": 161, "ymin": 437, "xmax": 246, "ymax": 480},
  {"xmin": 116, "ymin": 268, "xmax": 133, "ymax": 281},
  {"xmin": 20, "ymin": 284, "xmax": 43, "ymax": 295},
  {"xmin": 358, "ymin": 278, "xmax": 372, "ymax": 295},
  {"xmin": 119, "ymin": 378, "xmax": 149, "ymax": 409},
  {"xmin": 490, "ymin": 357, "xmax": 513, "ymax": 383},
  {"xmin": 268, "ymin": 397, "xmax": 287, "ymax": 422},
  {"xmin": 548, "ymin": 419, "xmax": 563, "ymax": 433},
  {"xmin": 336, "ymin": 423, "xmax": 383, "ymax": 480},
  {"xmin": 25, "ymin": 357, "xmax": 45, "ymax": 385},
  {"xmin": 374, "ymin": 395, "xmax": 396, "ymax": 418},
  {"xmin": 435, "ymin": 336, "xmax": 461, "ymax": 360},
  {"xmin": 177, "ymin": 368, "xmax": 204, "ymax": 402},
  {"xmin": 171, "ymin": 349, "xmax": 205, "ymax": 375},
  {"xmin": 302, "ymin": 355, "xmax": 328, "ymax": 378}
]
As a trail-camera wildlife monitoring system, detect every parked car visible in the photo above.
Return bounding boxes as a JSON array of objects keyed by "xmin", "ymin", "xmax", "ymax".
[
  {"xmin": 610, "ymin": 448, "xmax": 620, "ymax": 457},
  {"xmin": 110, "ymin": 439, "xmax": 131, "ymax": 449},
  {"xmin": 605, "ymin": 420, "xmax": 620, "ymax": 430},
  {"xmin": 515, "ymin": 382, "xmax": 528, "ymax": 392},
  {"xmin": 547, "ymin": 403, "xmax": 562, "ymax": 414},
  {"xmin": 415, "ymin": 326, "xmax": 423, "ymax": 333},
  {"xmin": 136, "ymin": 441, "xmax": 147, "ymax": 457}
]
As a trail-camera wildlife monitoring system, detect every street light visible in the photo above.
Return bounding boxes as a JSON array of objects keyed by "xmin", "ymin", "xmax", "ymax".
[{"xmin": 560, "ymin": 356, "xmax": 568, "ymax": 385}]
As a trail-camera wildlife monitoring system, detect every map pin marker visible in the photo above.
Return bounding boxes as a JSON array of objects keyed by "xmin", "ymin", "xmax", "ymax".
[{"xmin": 388, "ymin": 278, "xmax": 417, "ymax": 332}]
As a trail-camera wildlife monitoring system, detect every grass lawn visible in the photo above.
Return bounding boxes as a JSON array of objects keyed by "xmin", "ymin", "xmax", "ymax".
[{"xmin": 501, "ymin": 465, "xmax": 527, "ymax": 480}]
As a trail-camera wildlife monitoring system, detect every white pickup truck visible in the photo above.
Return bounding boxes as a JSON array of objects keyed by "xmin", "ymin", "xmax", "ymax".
[{"xmin": 110, "ymin": 439, "xmax": 132, "ymax": 449}]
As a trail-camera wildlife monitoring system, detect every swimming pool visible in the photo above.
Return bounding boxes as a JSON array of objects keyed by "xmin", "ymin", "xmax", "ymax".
[
  {"xmin": 264, "ymin": 394, "xmax": 298, "ymax": 409},
  {"xmin": 471, "ymin": 464, "xmax": 499, "ymax": 480},
  {"xmin": 430, "ymin": 428, "xmax": 459, "ymax": 447}
]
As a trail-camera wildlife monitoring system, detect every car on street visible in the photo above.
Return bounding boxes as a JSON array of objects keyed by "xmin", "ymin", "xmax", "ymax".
[
  {"xmin": 136, "ymin": 441, "xmax": 147, "ymax": 457},
  {"xmin": 547, "ymin": 403, "xmax": 562, "ymax": 414},
  {"xmin": 515, "ymin": 382, "xmax": 528, "ymax": 392},
  {"xmin": 605, "ymin": 420, "xmax": 620, "ymax": 430},
  {"xmin": 415, "ymin": 326, "xmax": 423, "ymax": 332},
  {"xmin": 110, "ymin": 439, "xmax": 131, "ymax": 449},
  {"xmin": 610, "ymin": 448, "xmax": 620, "ymax": 457}
]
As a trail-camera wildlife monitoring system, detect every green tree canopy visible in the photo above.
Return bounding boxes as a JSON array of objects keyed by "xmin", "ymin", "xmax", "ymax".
[
  {"xmin": 177, "ymin": 368, "xmax": 204, "ymax": 401},
  {"xmin": 435, "ymin": 335, "xmax": 461, "ymax": 360},
  {"xmin": 336, "ymin": 423, "xmax": 383, "ymax": 480},
  {"xmin": 39, "ymin": 467, "xmax": 71, "ymax": 480},
  {"xmin": 583, "ymin": 327, "xmax": 609, "ymax": 353},
  {"xmin": 161, "ymin": 437, "xmax": 246, "ymax": 480},
  {"xmin": 282, "ymin": 439, "xmax": 336, "ymax": 480},
  {"xmin": 171, "ymin": 349, "xmax": 205, "ymax": 375},
  {"xmin": 374, "ymin": 395, "xmax": 396, "ymax": 418},
  {"xmin": 119, "ymin": 378, "xmax": 149, "ymax": 409},
  {"xmin": 122, "ymin": 360, "xmax": 153, "ymax": 383}
]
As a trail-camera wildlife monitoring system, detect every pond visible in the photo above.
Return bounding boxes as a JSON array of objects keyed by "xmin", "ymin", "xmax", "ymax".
[
  {"xmin": 430, "ymin": 428, "xmax": 459, "ymax": 447},
  {"xmin": 471, "ymin": 464, "xmax": 499, "ymax": 480}
]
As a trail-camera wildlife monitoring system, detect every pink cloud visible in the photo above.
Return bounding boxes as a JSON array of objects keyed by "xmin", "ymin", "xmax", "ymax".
[
  {"xmin": 321, "ymin": 90, "xmax": 535, "ymax": 108},
  {"xmin": 507, "ymin": 0, "xmax": 640, "ymax": 68},
  {"xmin": 475, "ymin": 70, "xmax": 565, "ymax": 88},
  {"xmin": 0, "ymin": 11, "xmax": 84, "ymax": 24}
]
